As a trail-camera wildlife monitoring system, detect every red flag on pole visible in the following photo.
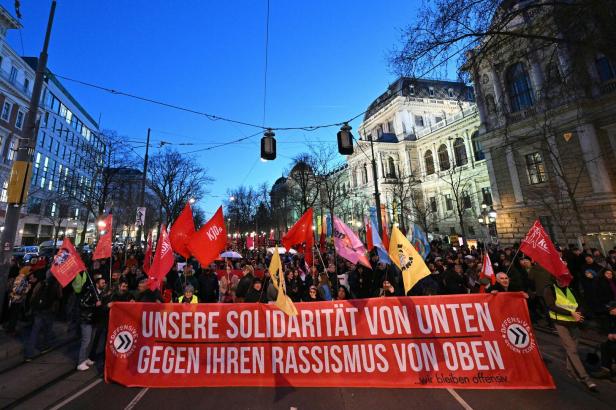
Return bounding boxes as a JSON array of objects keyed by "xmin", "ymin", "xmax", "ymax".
[
  {"xmin": 382, "ymin": 223, "xmax": 390, "ymax": 250},
  {"xmin": 187, "ymin": 206, "xmax": 227, "ymax": 268},
  {"xmin": 143, "ymin": 232, "xmax": 153, "ymax": 274},
  {"xmin": 169, "ymin": 202, "xmax": 195, "ymax": 259},
  {"xmin": 246, "ymin": 234, "xmax": 254, "ymax": 250},
  {"xmin": 93, "ymin": 214, "xmax": 112, "ymax": 260},
  {"xmin": 282, "ymin": 208, "xmax": 314, "ymax": 266},
  {"xmin": 50, "ymin": 238, "xmax": 86, "ymax": 287},
  {"xmin": 479, "ymin": 253, "xmax": 496, "ymax": 291},
  {"xmin": 148, "ymin": 225, "xmax": 174, "ymax": 290},
  {"xmin": 365, "ymin": 217, "xmax": 373, "ymax": 250},
  {"xmin": 519, "ymin": 220, "xmax": 572, "ymax": 283}
]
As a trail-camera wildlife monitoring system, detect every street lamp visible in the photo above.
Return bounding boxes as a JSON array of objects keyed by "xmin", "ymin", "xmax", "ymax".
[
  {"xmin": 189, "ymin": 197, "xmax": 196, "ymax": 204},
  {"xmin": 477, "ymin": 203, "xmax": 498, "ymax": 244}
]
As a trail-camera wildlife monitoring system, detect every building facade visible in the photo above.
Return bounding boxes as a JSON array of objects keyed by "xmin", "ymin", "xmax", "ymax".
[
  {"xmin": 345, "ymin": 77, "xmax": 492, "ymax": 241},
  {"xmin": 467, "ymin": 0, "xmax": 616, "ymax": 249},
  {"xmin": 0, "ymin": 6, "xmax": 106, "ymax": 245}
]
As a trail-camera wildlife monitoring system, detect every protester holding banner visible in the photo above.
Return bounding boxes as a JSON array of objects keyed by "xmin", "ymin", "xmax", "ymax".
[{"xmin": 77, "ymin": 274, "xmax": 110, "ymax": 371}]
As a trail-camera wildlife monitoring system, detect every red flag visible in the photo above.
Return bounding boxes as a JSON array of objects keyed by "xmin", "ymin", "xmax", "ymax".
[
  {"xmin": 382, "ymin": 223, "xmax": 390, "ymax": 250},
  {"xmin": 519, "ymin": 220, "xmax": 572, "ymax": 283},
  {"xmin": 365, "ymin": 217, "xmax": 373, "ymax": 250},
  {"xmin": 93, "ymin": 214, "xmax": 112, "ymax": 260},
  {"xmin": 282, "ymin": 208, "xmax": 314, "ymax": 266},
  {"xmin": 269, "ymin": 230, "xmax": 274, "ymax": 241},
  {"xmin": 169, "ymin": 202, "xmax": 195, "ymax": 259},
  {"xmin": 143, "ymin": 232, "xmax": 153, "ymax": 274},
  {"xmin": 187, "ymin": 206, "xmax": 227, "ymax": 268},
  {"xmin": 148, "ymin": 225, "xmax": 174, "ymax": 290},
  {"xmin": 480, "ymin": 253, "xmax": 496, "ymax": 288},
  {"xmin": 246, "ymin": 235, "xmax": 254, "ymax": 249},
  {"xmin": 50, "ymin": 238, "xmax": 86, "ymax": 287}
]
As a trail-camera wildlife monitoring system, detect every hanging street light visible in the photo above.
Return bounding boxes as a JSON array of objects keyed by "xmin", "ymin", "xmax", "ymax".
[
  {"xmin": 261, "ymin": 129, "xmax": 276, "ymax": 160},
  {"xmin": 337, "ymin": 123, "xmax": 354, "ymax": 155}
]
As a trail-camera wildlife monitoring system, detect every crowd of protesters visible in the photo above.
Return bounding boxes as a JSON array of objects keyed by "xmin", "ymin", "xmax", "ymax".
[{"xmin": 1, "ymin": 240, "xmax": 615, "ymax": 389}]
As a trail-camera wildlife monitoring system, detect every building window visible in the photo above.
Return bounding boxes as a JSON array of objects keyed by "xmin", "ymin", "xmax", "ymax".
[
  {"xmin": 448, "ymin": 88, "xmax": 454, "ymax": 98},
  {"xmin": 445, "ymin": 194, "xmax": 453, "ymax": 211},
  {"xmin": 453, "ymin": 137, "xmax": 468, "ymax": 166},
  {"xmin": 471, "ymin": 132, "xmax": 484, "ymax": 161},
  {"xmin": 596, "ymin": 55, "xmax": 615, "ymax": 82},
  {"xmin": 15, "ymin": 111, "xmax": 24, "ymax": 129},
  {"xmin": 387, "ymin": 157, "xmax": 396, "ymax": 178},
  {"xmin": 409, "ymin": 85, "xmax": 415, "ymax": 95},
  {"xmin": 362, "ymin": 164, "xmax": 368, "ymax": 184},
  {"xmin": 0, "ymin": 181, "xmax": 7, "ymax": 203},
  {"xmin": 424, "ymin": 150, "xmax": 435, "ymax": 175},
  {"xmin": 506, "ymin": 62, "xmax": 534, "ymax": 112},
  {"xmin": 430, "ymin": 197, "xmax": 437, "ymax": 213},
  {"xmin": 387, "ymin": 120, "xmax": 395, "ymax": 134},
  {"xmin": 24, "ymin": 78, "xmax": 30, "ymax": 92},
  {"xmin": 525, "ymin": 152, "xmax": 547, "ymax": 185},
  {"xmin": 1, "ymin": 102, "xmax": 11, "ymax": 121},
  {"xmin": 7, "ymin": 140, "xmax": 16, "ymax": 161},
  {"xmin": 462, "ymin": 191, "xmax": 472, "ymax": 209},
  {"xmin": 435, "ymin": 116, "xmax": 443, "ymax": 124},
  {"xmin": 438, "ymin": 144, "xmax": 450, "ymax": 171},
  {"xmin": 415, "ymin": 115, "xmax": 424, "ymax": 127},
  {"xmin": 9, "ymin": 66, "xmax": 17, "ymax": 83},
  {"xmin": 481, "ymin": 187, "xmax": 493, "ymax": 206},
  {"xmin": 429, "ymin": 87, "xmax": 435, "ymax": 97}
]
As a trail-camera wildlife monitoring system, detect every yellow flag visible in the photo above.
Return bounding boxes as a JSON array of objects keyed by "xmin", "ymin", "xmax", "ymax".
[
  {"xmin": 268, "ymin": 248, "xmax": 298, "ymax": 316},
  {"xmin": 388, "ymin": 226, "xmax": 431, "ymax": 294}
]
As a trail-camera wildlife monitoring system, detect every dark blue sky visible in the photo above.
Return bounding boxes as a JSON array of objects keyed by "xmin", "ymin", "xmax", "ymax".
[{"xmin": 4, "ymin": 0, "xmax": 420, "ymax": 216}]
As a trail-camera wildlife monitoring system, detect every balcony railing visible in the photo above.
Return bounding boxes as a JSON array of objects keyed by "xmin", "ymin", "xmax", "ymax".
[
  {"xmin": 505, "ymin": 106, "xmax": 536, "ymax": 123},
  {"xmin": 0, "ymin": 68, "xmax": 32, "ymax": 97},
  {"xmin": 416, "ymin": 106, "xmax": 478, "ymax": 139}
]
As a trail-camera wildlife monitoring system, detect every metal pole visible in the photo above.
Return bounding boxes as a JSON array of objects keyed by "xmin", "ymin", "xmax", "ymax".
[
  {"xmin": 0, "ymin": 0, "xmax": 56, "ymax": 317},
  {"xmin": 369, "ymin": 136, "xmax": 383, "ymax": 235},
  {"xmin": 135, "ymin": 128, "xmax": 150, "ymax": 247}
]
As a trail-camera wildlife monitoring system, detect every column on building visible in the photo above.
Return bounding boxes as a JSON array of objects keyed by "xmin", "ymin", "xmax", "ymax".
[
  {"xmin": 489, "ymin": 65, "xmax": 507, "ymax": 112},
  {"xmin": 505, "ymin": 146, "xmax": 524, "ymax": 203},
  {"xmin": 546, "ymin": 134, "xmax": 568, "ymax": 192},
  {"xmin": 576, "ymin": 123, "xmax": 613, "ymax": 193},
  {"xmin": 483, "ymin": 150, "xmax": 501, "ymax": 208}
]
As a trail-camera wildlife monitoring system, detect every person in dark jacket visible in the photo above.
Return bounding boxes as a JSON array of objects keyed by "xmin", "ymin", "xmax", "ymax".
[
  {"xmin": 244, "ymin": 278, "xmax": 266, "ymax": 303},
  {"xmin": 303, "ymin": 285, "xmax": 320, "ymax": 302},
  {"xmin": 600, "ymin": 301, "xmax": 616, "ymax": 377},
  {"xmin": 349, "ymin": 265, "xmax": 373, "ymax": 299},
  {"xmin": 235, "ymin": 265, "xmax": 255, "ymax": 302},
  {"xmin": 135, "ymin": 279, "xmax": 163, "ymax": 303},
  {"xmin": 197, "ymin": 268, "xmax": 220, "ymax": 303},
  {"xmin": 443, "ymin": 264, "xmax": 468, "ymax": 294},
  {"xmin": 24, "ymin": 272, "xmax": 62, "ymax": 360},
  {"xmin": 111, "ymin": 278, "xmax": 135, "ymax": 302},
  {"xmin": 77, "ymin": 275, "xmax": 109, "ymax": 371}
]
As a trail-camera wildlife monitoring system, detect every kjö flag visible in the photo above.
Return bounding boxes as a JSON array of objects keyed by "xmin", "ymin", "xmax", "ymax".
[
  {"xmin": 369, "ymin": 207, "xmax": 391, "ymax": 264},
  {"xmin": 282, "ymin": 208, "xmax": 314, "ymax": 266},
  {"xmin": 389, "ymin": 225, "xmax": 431, "ymax": 294},
  {"xmin": 480, "ymin": 252, "xmax": 496, "ymax": 286},
  {"xmin": 148, "ymin": 225, "xmax": 174, "ymax": 290},
  {"xmin": 93, "ymin": 214, "xmax": 113, "ymax": 260},
  {"xmin": 520, "ymin": 220, "xmax": 572, "ymax": 283},
  {"xmin": 411, "ymin": 223, "xmax": 430, "ymax": 258},
  {"xmin": 187, "ymin": 206, "xmax": 227, "ymax": 268},
  {"xmin": 269, "ymin": 247, "xmax": 298, "ymax": 316},
  {"xmin": 169, "ymin": 202, "xmax": 195, "ymax": 259},
  {"xmin": 51, "ymin": 238, "xmax": 86, "ymax": 288},
  {"xmin": 333, "ymin": 216, "xmax": 371, "ymax": 268},
  {"xmin": 143, "ymin": 232, "xmax": 153, "ymax": 274}
]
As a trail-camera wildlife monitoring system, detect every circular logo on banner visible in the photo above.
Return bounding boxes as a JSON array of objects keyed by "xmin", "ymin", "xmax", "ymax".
[
  {"xmin": 109, "ymin": 325, "xmax": 138, "ymax": 358},
  {"xmin": 501, "ymin": 317, "xmax": 535, "ymax": 354}
]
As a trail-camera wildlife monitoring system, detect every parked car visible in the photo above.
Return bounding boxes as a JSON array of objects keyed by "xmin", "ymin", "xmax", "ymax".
[
  {"xmin": 38, "ymin": 240, "xmax": 62, "ymax": 258},
  {"xmin": 77, "ymin": 244, "xmax": 93, "ymax": 254}
]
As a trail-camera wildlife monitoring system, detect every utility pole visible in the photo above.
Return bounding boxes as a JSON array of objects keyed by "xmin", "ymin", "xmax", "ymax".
[
  {"xmin": 0, "ymin": 1, "xmax": 56, "ymax": 317},
  {"xmin": 135, "ymin": 128, "xmax": 150, "ymax": 247},
  {"xmin": 368, "ymin": 136, "xmax": 383, "ymax": 235}
]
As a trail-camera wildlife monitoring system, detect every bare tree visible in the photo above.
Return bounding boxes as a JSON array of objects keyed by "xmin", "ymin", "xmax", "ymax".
[
  {"xmin": 388, "ymin": 168, "xmax": 422, "ymax": 233},
  {"xmin": 148, "ymin": 148, "xmax": 213, "ymax": 224},
  {"xmin": 310, "ymin": 144, "xmax": 348, "ymax": 224},
  {"xmin": 286, "ymin": 153, "xmax": 319, "ymax": 215},
  {"xmin": 226, "ymin": 186, "xmax": 259, "ymax": 234}
]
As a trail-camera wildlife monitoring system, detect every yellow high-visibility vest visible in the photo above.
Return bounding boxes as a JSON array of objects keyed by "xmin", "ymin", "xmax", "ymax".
[
  {"xmin": 178, "ymin": 295, "xmax": 198, "ymax": 304},
  {"xmin": 549, "ymin": 285, "xmax": 578, "ymax": 322}
]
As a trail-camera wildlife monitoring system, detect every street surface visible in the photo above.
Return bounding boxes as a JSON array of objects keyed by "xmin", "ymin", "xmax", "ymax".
[{"xmin": 0, "ymin": 328, "xmax": 614, "ymax": 410}]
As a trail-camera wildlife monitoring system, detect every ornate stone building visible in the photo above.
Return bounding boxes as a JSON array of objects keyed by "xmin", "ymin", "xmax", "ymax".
[{"xmin": 466, "ymin": 0, "xmax": 616, "ymax": 248}]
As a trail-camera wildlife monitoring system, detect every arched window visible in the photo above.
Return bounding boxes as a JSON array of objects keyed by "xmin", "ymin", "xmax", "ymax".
[
  {"xmin": 424, "ymin": 150, "xmax": 435, "ymax": 175},
  {"xmin": 387, "ymin": 156, "xmax": 396, "ymax": 178},
  {"xmin": 471, "ymin": 132, "xmax": 484, "ymax": 161},
  {"xmin": 506, "ymin": 62, "xmax": 534, "ymax": 112},
  {"xmin": 438, "ymin": 144, "xmax": 450, "ymax": 171},
  {"xmin": 362, "ymin": 164, "xmax": 368, "ymax": 184},
  {"xmin": 453, "ymin": 138, "xmax": 468, "ymax": 166}
]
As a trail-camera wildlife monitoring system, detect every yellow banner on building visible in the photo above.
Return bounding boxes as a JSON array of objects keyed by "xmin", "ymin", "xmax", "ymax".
[{"xmin": 7, "ymin": 160, "xmax": 32, "ymax": 204}]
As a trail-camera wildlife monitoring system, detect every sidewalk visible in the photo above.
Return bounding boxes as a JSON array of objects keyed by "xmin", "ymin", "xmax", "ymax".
[{"xmin": 0, "ymin": 320, "xmax": 76, "ymax": 372}]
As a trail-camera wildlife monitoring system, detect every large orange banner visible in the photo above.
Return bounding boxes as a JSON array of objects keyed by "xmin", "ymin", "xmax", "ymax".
[{"xmin": 104, "ymin": 293, "xmax": 555, "ymax": 389}]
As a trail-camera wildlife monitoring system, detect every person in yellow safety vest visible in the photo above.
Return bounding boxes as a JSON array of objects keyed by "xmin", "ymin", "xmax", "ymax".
[
  {"xmin": 544, "ymin": 275, "xmax": 597, "ymax": 391},
  {"xmin": 178, "ymin": 285, "xmax": 198, "ymax": 304}
]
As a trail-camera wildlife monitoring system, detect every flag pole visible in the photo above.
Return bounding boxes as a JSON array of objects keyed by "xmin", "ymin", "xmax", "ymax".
[
  {"xmin": 85, "ymin": 271, "xmax": 100, "ymax": 302},
  {"xmin": 314, "ymin": 244, "xmax": 327, "ymax": 273},
  {"xmin": 504, "ymin": 246, "xmax": 522, "ymax": 276}
]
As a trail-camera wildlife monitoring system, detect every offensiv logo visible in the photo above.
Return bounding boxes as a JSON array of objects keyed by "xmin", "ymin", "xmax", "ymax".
[
  {"xmin": 109, "ymin": 325, "xmax": 138, "ymax": 358},
  {"xmin": 501, "ymin": 317, "xmax": 535, "ymax": 354}
]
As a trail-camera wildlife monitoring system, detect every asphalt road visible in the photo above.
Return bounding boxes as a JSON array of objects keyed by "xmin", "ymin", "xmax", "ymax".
[{"xmin": 5, "ymin": 329, "xmax": 616, "ymax": 410}]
